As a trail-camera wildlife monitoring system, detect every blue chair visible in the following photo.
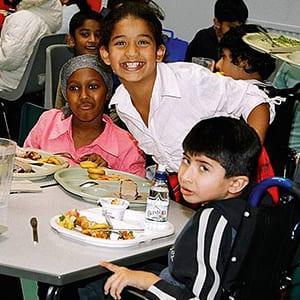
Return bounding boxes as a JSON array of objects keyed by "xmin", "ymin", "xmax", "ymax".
[{"xmin": 163, "ymin": 29, "xmax": 188, "ymax": 63}]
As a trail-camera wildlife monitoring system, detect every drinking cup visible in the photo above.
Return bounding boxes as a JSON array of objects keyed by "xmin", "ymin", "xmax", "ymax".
[
  {"xmin": 100, "ymin": 198, "xmax": 129, "ymax": 221},
  {"xmin": 192, "ymin": 57, "xmax": 215, "ymax": 71},
  {"xmin": 0, "ymin": 138, "xmax": 16, "ymax": 208}
]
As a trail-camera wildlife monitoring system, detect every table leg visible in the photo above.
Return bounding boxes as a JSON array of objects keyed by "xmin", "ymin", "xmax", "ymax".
[{"xmin": 45, "ymin": 285, "xmax": 63, "ymax": 300}]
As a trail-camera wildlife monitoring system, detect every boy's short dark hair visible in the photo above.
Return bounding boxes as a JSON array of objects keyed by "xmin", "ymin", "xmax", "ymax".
[
  {"xmin": 219, "ymin": 25, "xmax": 276, "ymax": 80},
  {"xmin": 214, "ymin": 0, "xmax": 248, "ymax": 23},
  {"xmin": 69, "ymin": 10, "xmax": 103, "ymax": 37},
  {"xmin": 183, "ymin": 117, "xmax": 261, "ymax": 185},
  {"xmin": 101, "ymin": 1, "xmax": 165, "ymax": 49}
]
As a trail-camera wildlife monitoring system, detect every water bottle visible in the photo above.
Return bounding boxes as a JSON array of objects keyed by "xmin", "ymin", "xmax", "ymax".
[{"xmin": 145, "ymin": 165, "xmax": 170, "ymax": 228}]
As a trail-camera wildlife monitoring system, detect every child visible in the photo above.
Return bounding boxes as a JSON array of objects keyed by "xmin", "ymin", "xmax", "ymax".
[
  {"xmin": 215, "ymin": 26, "xmax": 280, "ymax": 202},
  {"xmin": 99, "ymin": 1, "xmax": 274, "ymax": 175},
  {"xmin": 24, "ymin": 54, "xmax": 146, "ymax": 177},
  {"xmin": 185, "ymin": 0, "xmax": 248, "ymax": 63},
  {"xmin": 55, "ymin": 9, "xmax": 103, "ymax": 108},
  {"xmin": 216, "ymin": 26, "xmax": 276, "ymax": 81},
  {"xmin": 81, "ymin": 116, "xmax": 262, "ymax": 299}
]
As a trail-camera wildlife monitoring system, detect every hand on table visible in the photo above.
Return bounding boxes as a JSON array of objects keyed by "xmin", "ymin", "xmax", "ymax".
[
  {"xmin": 100, "ymin": 261, "xmax": 160, "ymax": 300},
  {"xmin": 80, "ymin": 153, "xmax": 108, "ymax": 167}
]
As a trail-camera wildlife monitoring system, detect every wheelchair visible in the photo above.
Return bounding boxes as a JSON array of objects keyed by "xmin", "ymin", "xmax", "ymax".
[{"xmin": 123, "ymin": 168, "xmax": 300, "ymax": 299}]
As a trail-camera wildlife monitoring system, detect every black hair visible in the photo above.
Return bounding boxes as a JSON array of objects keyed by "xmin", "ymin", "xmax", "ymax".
[
  {"xmin": 183, "ymin": 117, "xmax": 261, "ymax": 188},
  {"xmin": 101, "ymin": 1, "xmax": 165, "ymax": 50},
  {"xmin": 69, "ymin": 10, "xmax": 103, "ymax": 37},
  {"xmin": 68, "ymin": 0, "xmax": 91, "ymax": 12},
  {"xmin": 4, "ymin": 0, "xmax": 21, "ymax": 6},
  {"xmin": 219, "ymin": 25, "xmax": 276, "ymax": 80},
  {"xmin": 214, "ymin": 0, "xmax": 248, "ymax": 23}
]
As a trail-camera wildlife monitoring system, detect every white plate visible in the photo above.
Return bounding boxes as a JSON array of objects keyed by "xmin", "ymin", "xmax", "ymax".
[
  {"xmin": 242, "ymin": 33, "xmax": 300, "ymax": 67},
  {"xmin": 13, "ymin": 148, "xmax": 69, "ymax": 181},
  {"xmin": 54, "ymin": 167, "xmax": 151, "ymax": 205},
  {"xmin": 50, "ymin": 207, "xmax": 174, "ymax": 247}
]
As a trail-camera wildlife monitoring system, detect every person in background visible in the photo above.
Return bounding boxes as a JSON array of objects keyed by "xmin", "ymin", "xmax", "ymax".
[
  {"xmin": 99, "ymin": 1, "xmax": 275, "ymax": 203},
  {"xmin": 216, "ymin": 25, "xmax": 279, "ymax": 201},
  {"xmin": 216, "ymin": 25, "xmax": 276, "ymax": 82},
  {"xmin": 55, "ymin": 9, "xmax": 103, "ymax": 108},
  {"xmin": 57, "ymin": 0, "xmax": 91, "ymax": 34},
  {"xmin": 24, "ymin": 54, "xmax": 145, "ymax": 177},
  {"xmin": 0, "ymin": 0, "xmax": 15, "ymax": 30},
  {"xmin": 185, "ymin": 0, "xmax": 248, "ymax": 64},
  {"xmin": 0, "ymin": 0, "xmax": 62, "ymax": 92},
  {"xmin": 273, "ymin": 63, "xmax": 300, "ymax": 152},
  {"xmin": 78, "ymin": 117, "xmax": 262, "ymax": 300}
]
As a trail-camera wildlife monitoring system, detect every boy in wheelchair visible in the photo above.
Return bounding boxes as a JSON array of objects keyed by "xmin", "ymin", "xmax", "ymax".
[{"xmin": 79, "ymin": 117, "xmax": 263, "ymax": 299}]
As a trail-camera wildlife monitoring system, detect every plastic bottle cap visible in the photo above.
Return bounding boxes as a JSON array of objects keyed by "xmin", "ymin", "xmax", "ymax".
[{"xmin": 157, "ymin": 164, "xmax": 166, "ymax": 172}]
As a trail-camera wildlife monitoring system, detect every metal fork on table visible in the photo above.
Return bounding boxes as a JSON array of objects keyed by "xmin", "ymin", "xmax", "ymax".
[{"xmin": 53, "ymin": 152, "xmax": 80, "ymax": 164}]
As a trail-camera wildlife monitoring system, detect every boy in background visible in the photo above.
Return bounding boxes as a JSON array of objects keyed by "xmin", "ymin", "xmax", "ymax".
[
  {"xmin": 79, "ymin": 117, "xmax": 262, "ymax": 299},
  {"xmin": 216, "ymin": 25, "xmax": 276, "ymax": 81},
  {"xmin": 185, "ymin": 0, "xmax": 248, "ymax": 63},
  {"xmin": 55, "ymin": 9, "xmax": 103, "ymax": 108}
]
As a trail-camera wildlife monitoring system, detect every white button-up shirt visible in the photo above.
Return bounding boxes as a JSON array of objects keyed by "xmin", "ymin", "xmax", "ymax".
[{"xmin": 110, "ymin": 62, "xmax": 274, "ymax": 172}]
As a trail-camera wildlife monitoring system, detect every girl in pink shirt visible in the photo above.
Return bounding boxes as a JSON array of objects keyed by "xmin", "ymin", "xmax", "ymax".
[{"xmin": 24, "ymin": 54, "xmax": 146, "ymax": 177}]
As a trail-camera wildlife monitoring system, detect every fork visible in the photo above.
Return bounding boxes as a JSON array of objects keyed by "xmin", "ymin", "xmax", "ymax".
[
  {"xmin": 53, "ymin": 152, "xmax": 79, "ymax": 164},
  {"xmin": 104, "ymin": 213, "xmax": 114, "ymax": 228},
  {"xmin": 103, "ymin": 213, "xmax": 144, "ymax": 232},
  {"xmin": 257, "ymin": 26, "xmax": 280, "ymax": 47}
]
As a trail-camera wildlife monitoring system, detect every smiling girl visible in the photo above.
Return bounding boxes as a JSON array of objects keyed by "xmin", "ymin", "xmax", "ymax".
[
  {"xmin": 24, "ymin": 54, "xmax": 145, "ymax": 176},
  {"xmin": 99, "ymin": 1, "xmax": 275, "ymax": 177}
]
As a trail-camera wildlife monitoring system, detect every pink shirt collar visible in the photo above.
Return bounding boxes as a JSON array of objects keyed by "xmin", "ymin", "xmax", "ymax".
[{"xmin": 48, "ymin": 114, "xmax": 120, "ymax": 157}]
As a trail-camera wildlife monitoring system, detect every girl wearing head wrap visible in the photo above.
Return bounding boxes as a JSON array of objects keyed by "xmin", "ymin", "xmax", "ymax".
[{"xmin": 24, "ymin": 54, "xmax": 146, "ymax": 177}]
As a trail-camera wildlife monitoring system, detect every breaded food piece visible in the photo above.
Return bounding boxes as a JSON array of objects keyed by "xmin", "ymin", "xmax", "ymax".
[
  {"xmin": 87, "ymin": 167, "xmax": 106, "ymax": 175},
  {"xmin": 80, "ymin": 160, "xmax": 98, "ymax": 169}
]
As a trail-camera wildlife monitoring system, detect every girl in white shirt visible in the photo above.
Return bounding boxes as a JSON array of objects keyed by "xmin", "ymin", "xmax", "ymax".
[{"xmin": 99, "ymin": 1, "xmax": 274, "ymax": 173}]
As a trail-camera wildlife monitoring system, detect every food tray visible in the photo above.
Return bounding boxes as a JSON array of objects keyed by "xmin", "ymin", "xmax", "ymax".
[
  {"xmin": 54, "ymin": 167, "xmax": 151, "ymax": 206},
  {"xmin": 50, "ymin": 207, "xmax": 174, "ymax": 247}
]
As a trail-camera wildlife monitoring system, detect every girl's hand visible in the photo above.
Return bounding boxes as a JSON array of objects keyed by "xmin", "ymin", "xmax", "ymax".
[
  {"xmin": 100, "ymin": 261, "xmax": 160, "ymax": 300},
  {"xmin": 80, "ymin": 153, "xmax": 108, "ymax": 167}
]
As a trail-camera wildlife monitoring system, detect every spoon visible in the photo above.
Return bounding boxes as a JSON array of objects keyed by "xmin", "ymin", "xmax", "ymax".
[{"xmin": 30, "ymin": 217, "xmax": 39, "ymax": 244}]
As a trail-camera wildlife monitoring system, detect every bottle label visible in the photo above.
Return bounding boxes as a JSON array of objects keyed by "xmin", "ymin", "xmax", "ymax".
[{"xmin": 145, "ymin": 189, "xmax": 169, "ymax": 222}]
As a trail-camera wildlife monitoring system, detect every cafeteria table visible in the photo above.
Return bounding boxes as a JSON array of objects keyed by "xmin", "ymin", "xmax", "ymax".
[{"xmin": 0, "ymin": 184, "xmax": 194, "ymax": 299}]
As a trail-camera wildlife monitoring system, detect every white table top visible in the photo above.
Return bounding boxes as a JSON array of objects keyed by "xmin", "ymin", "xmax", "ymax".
[{"xmin": 0, "ymin": 183, "xmax": 193, "ymax": 286}]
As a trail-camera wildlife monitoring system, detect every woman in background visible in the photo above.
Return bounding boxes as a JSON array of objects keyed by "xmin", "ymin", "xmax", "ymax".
[{"xmin": 0, "ymin": 0, "xmax": 62, "ymax": 92}]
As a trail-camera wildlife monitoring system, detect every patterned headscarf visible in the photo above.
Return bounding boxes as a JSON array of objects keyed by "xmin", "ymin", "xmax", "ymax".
[{"xmin": 60, "ymin": 54, "xmax": 113, "ymax": 117}]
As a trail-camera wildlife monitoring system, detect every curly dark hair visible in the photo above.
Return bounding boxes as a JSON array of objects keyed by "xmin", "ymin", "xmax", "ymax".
[{"xmin": 219, "ymin": 25, "xmax": 276, "ymax": 80}]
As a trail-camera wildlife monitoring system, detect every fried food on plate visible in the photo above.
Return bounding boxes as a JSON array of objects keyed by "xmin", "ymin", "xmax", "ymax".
[{"xmin": 80, "ymin": 161, "xmax": 98, "ymax": 169}]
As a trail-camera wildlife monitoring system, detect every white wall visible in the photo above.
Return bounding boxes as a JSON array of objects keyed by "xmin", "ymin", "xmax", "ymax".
[{"xmin": 155, "ymin": 0, "xmax": 300, "ymax": 42}]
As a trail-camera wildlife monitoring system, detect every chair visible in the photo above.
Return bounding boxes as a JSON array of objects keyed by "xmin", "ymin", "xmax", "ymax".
[
  {"xmin": 44, "ymin": 44, "xmax": 73, "ymax": 109},
  {"xmin": 264, "ymin": 83, "xmax": 300, "ymax": 177},
  {"xmin": 18, "ymin": 102, "xmax": 47, "ymax": 146},
  {"xmin": 124, "ymin": 176, "xmax": 300, "ymax": 300},
  {"xmin": 162, "ymin": 29, "xmax": 188, "ymax": 63},
  {"xmin": 0, "ymin": 33, "xmax": 66, "ymax": 102},
  {"xmin": 0, "ymin": 33, "xmax": 66, "ymax": 139}
]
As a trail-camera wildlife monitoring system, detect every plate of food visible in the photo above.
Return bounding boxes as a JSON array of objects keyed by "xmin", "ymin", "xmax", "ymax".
[
  {"xmin": 242, "ymin": 33, "xmax": 300, "ymax": 66},
  {"xmin": 13, "ymin": 148, "xmax": 69, "ymax": 180},
  {"xmin": 50, "ymin": 207, "xmax": 174, "ymax": 247},
  {"xmin": 54, "ymin": 167, "xmax": 151, "ymax": 206}
]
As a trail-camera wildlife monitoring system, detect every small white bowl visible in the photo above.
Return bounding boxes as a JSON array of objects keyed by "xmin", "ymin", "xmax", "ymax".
[{"xmin": 99, "ymin": 197, "xmax": 129, "ymax": 221}]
